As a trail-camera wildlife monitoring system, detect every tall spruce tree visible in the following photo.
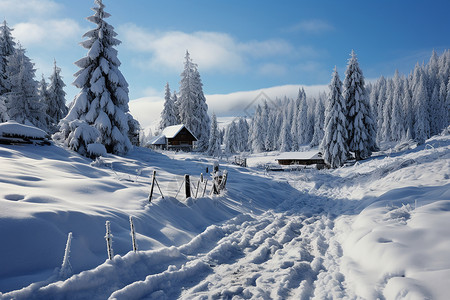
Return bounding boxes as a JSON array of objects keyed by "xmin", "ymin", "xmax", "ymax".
[
  {"xmin": 0, "ymin": 96, "xmax": 8, "ymax": 122},
  {"xmin": 160, "ymin": 82, "xmax": 178, "ymax": 130},
  {"xmin": 207, "ymin": 113, "xmax": 221, "ymax": 157},
  {"xmin": 0, "ymin": 20, "xmax": 16, "ymax": 95},
  {"xmin": 343, "ymin": 50, "xmax": 376, "ymax": 160},
  {"xmin": 310, "ymin": 97, "xmax": 325, "ymax": 147},
  {"xmin": 37, "ymin": 75, "xmax": 51, "ymax": 128},
  {"xmin": 56, "ymin": 0, "xmax": 133, "ymax": 155},
  {"xmin": 320, "ymin": 67, "xmax": 348, "ymax": 168},
  {"xmin": 6, "ymin": 46, "xmax": 47, "ymax": 130},
  {"xmin": 47, "ymin": 60, "xmax": 68, "ymax": 128},
  {"xmin": 178, "ymin": 50, "xmax": 210, "ymax": 151}
]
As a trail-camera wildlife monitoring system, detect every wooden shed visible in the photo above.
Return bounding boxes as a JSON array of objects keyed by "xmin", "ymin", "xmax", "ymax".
[
  {"xmin": 148, "ymin": 124, "xmax": 197, "ymax": 151},
  {"xmin": 275, "ymin": 151, "xmax": 327, "ymax": 169}
]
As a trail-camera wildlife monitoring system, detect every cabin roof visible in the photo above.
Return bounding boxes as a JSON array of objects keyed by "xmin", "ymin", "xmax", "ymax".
[
  {"xmin": 276, "ymin": 151, "xmax": 322, "ymax": 161},
  {"xmin": 148, "ymin": 124, "xmax": 197, "ymax": 146}
]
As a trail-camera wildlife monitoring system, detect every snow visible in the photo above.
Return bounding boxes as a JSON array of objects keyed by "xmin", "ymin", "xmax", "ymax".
[
  {"xmin": 0, "ymin": 121, "xmax": 48, "ymax": 139},
  {"xmin": 0, "ymin": 133, "xmax": 449, "ymax": 299},
  {"xmin": 161, "ymin": 124, "xmax": 186, "ymax": 139}
]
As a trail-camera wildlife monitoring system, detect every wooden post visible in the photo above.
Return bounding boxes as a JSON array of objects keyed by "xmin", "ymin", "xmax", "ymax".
[
  {"xmin": 148, "ymin": 170, "xmax": 156, "ymax": 202},
  {"xmin": 185, "ymin": 174, "xmax": 191, "ymax": 199},
  {"xmin": 195, "ymin": 179, "xmax": 201, "ymax": 198},
  {"xmin": 202, "ymin": 179, "xmax": 208, "ymax": 197},
  {"xmin": 105, "ymin": 221, "xmax": 113, "ymax": 260},
  {"xmin": 200, "ymin": 173, "xmax": 203, "ymax": 182},
  {"xmin": 129, "ymin": 216, "xmax": 138, "ymax": 252}
]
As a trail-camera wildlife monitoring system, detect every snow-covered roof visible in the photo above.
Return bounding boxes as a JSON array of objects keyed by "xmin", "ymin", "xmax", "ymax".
[
  {"xmin": 148, "ymin": 135, "xmax": 167, "ymax": 145},
  {"xmin": 0, "ymin": 121, "xmax": 47, "ymax": 139},
  {"xmin": 276, "ymin": 151, "xmax": 322, "ymax": 160},
  {"xmin": 162, "ymin": 124, "xmax": 185, "ymax": 139}
]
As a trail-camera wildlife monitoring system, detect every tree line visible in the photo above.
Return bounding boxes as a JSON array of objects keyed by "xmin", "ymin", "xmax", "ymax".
[{"xmin": 216, "ymin": 50, "xmax": 449, "ymax": 168}]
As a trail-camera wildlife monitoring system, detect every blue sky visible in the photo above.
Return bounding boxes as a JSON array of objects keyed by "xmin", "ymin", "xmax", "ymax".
[{"xmin": 1, "ymin": 0, "xmax": 449, "ymax": 125}]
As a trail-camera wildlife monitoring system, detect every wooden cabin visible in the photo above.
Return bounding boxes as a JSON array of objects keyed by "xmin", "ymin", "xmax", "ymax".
[
  {"xmin": 275, "ymin": 151, "xmax": 327, "ymax": 169},
  {"xmin": 148, "ymin": 124, "xmax": 197, "ymax": 151}
]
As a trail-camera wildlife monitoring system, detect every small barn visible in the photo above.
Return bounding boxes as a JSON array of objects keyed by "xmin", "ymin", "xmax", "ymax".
[
  {"xmin": 148, "ymin": 124, "xmax": 197, "ymax": 151},
  {"xmin": 275, "ymin": 151, "xmax": 327, "ymax": 169}
]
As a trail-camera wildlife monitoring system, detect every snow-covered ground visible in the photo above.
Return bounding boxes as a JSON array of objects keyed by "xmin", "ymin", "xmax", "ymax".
[{"xmin": 0, "ymin": 133, "xmax": 449, "ymax": 299}]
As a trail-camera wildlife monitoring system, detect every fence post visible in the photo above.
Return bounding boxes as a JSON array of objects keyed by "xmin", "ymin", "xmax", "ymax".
[
  {"xmin": 148, "ymin": 170, "xmax": 156, "ymax": 202},
  {"xmin": 129, "ymin": 216, "xmax": 138, "ymax": 252},
  {"xmin": 59, "ymin": 232, "xmax": 73, "ymax": 279},
  {"xmin": 105, "ymin": 221, "xmax": 113, "ymax": 260},
  {"xmin": 185, "ymin": 174, "xmax": 191, "ymax": 199}
]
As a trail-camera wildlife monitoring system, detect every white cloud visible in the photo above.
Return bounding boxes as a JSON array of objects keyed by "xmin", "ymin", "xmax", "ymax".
[
  {"xmin": 119, "ymin": 24, "xmax": 297, "ymax": 74},
  {"xmin": 130, "ymin": 84, "xmax": 328, "ymax": 130},
  {"xmin": 286, "ymin": 19, "xmax": 334, "ymax": 34},
  {"xmin": 0, "ymin": 0, "xmax": 61, "ymax": 18},
  {"xmin": 13, "ymin": 19, "xmax": 83, "ymax": 48}
]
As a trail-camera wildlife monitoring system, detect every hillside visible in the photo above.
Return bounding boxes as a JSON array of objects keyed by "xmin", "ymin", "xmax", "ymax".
[{"xmin": 0, "ymin": 132, "xmax": 449, "ymax": 299}]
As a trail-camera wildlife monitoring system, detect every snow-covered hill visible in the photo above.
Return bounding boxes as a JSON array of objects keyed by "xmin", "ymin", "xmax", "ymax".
[{"xmin": 0, "ymin": 133, "xmax": 449, "ymax": 299}]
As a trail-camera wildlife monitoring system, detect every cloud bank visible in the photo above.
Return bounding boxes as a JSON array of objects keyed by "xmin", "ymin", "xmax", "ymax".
[{"xmin": 129, "ymin": 84, "xmax": 327, "ymax": 130}]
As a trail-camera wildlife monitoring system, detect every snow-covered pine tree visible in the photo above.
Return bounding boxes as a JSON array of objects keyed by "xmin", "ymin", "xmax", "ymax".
[
  {"xmin": 343, "ymin": 50, "xmax": 375, "ymax": 160},
  {"xmin": 57, "ymin": 0, "xmax": 132, "ymax": 155},
  {"xmin": 224, "ymin": 121, "xmax": 238, "ymax": 154},
  {"xmin": 290, "ymin": 97, "xmax": 299, "ymax": 151},
  {"xmin": 250, "ymin": 104, "xmax": 265, "ymax": 153},
  {"xmin": 172, "ymin": 91, "xmax": 180, "ymax": 124},
  {"xmin": 47, "ymin": 60, "xmax": 68, "ymax": 129},
  {"xmin": 413, "ymin": 73, "xmax": 430, "ymax": 144},
  {"xmin": 6, "ymin": 46, "xmax": 47, "ymax": 130},
  {"xmin": 0, "ymin": 20, "xmax": 16, "ymax": 95},
  {"xmin": 238, "ymin": 117, "xmax": 250, "ymax": 152},
  {"xmin": 37, "ymin": 74, "xmax": 51, "ymax": 128},
  {"xmin": 402, "ymin": 78, "xmax": 414, "ymax": 140},
  {"xmin": 207, "ymin": 113, "xmax": 221, "ymax": 157},
  {"xmin": 320, "ymin": 67, "xmax": 348, "ymax": 168},
  {"xmin": 297, "ymin": 88, "xmax": 309, "ymax": 145},
  {"xmin": 160, "ymin": 82, "xmax": 178, "ymax": 130},
  {"xmin": 126, "ymin": 112, "xmax": 140, "ymax": 146},
  {"xmin": 0, "ymin": 96, "xmax": 8, "ymax": 122},
  {"xmin": 279, "ymin": 108, "xmax": 293, "ymax": 152},
  {"xmin": 265, "ymin": 110, "xmax": 276, "ymax": 151},
  {"xmin": 375, "ymin": 76, "xmax": 386, "ymax": 143},
  {"xmin": 178, "ymin": 50, "xmax": 210, "ymax": 151},
  {"xmin": 390, "ymin": 70, "xmax": 406, "ymax": 141},
  {"xmin": 310, "ymin": 97, "xmax": 325, "ymax": 147}
]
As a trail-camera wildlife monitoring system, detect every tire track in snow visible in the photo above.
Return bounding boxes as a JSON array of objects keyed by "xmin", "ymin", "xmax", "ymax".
[{"xmin": 109, "ymin": 211, "xmax": 350, "ymax": 299}]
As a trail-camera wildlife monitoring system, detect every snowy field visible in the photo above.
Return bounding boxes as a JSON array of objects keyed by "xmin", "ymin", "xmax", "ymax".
[{"xmin": 0, "ymin": 133, "xmax": 449, "ymax": 299}]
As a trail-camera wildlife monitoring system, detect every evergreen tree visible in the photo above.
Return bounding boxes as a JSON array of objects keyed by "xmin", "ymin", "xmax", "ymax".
[
  {"xmin": 0, "ymin": 20, "xmax": 16, "ymax": 95},
  {"xmin": 238, "ymin": 117, "xmax": 250, "ymax": 152},
  {"xmin": 6, "ymin": 46, "xmax": 47, "ymax": 130},
  {"xmin": 390, "ymin": 71, "xmax": 406, "ymax": 141},
  {"xmin": 376, "ymin": 76, "xmax": 387, "ymax": 143},
  {"xmin": 178, "ymin": 50, "xmax": 210, "ymax": 151},
  {"xmin": 265, "ymin": 110, "xmax": 276, "ymax": 151},
  {"xmin": 310, "ymin": 97, "xmax": 325, "ymax": 147},
  {"xmin": 413, "ymin": 74, "xmax": 430, "ymax": 144},
  {"xmin": 207, "ymin": 113, "xmax": 221, "ymax": 157},
  {"xmin": 172, "ymin": 91, "xmax": 180, "ymax": 124},
  {"xmin": 295, "ymin": 88, "xmax": 309, "ymax": 146},
  {"xmin": 159, "ymin": 82, "xmax": 178, "ymax": 129},
  {"xmin": 37, "ymin": 74, "xmax": 51, "ymax": 128},
  {"xmin": 250, "ymin": 104, "xmax": 265, "ymax": 153},
  {"xmin": 320, "ymin": 67, "xmax": 348, "ymax": 168},
  {"xmin": 279, "ymin": 109, "xmax": 293, "ymax": 152},
  {"xmin": 56, "ymin": 0, "xmax": 132, "ymax": 155},
  {"xmin": 0, "ymin": 96, "xmax": 8, "ymax": 122},
  {"xmin": 47, "ymin": 60, "xmax": 68, "ymax": 128},
  {"xmin": 343, "ymin": 50, "xmax": 375, "ymax": 160},
  {"xmin": 224, "ymin": 120, "xmax": 238, "ymax": 154},
  {"xmin": 127, "ymin": 112, "xmax": 140, "ymax": 146}
]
